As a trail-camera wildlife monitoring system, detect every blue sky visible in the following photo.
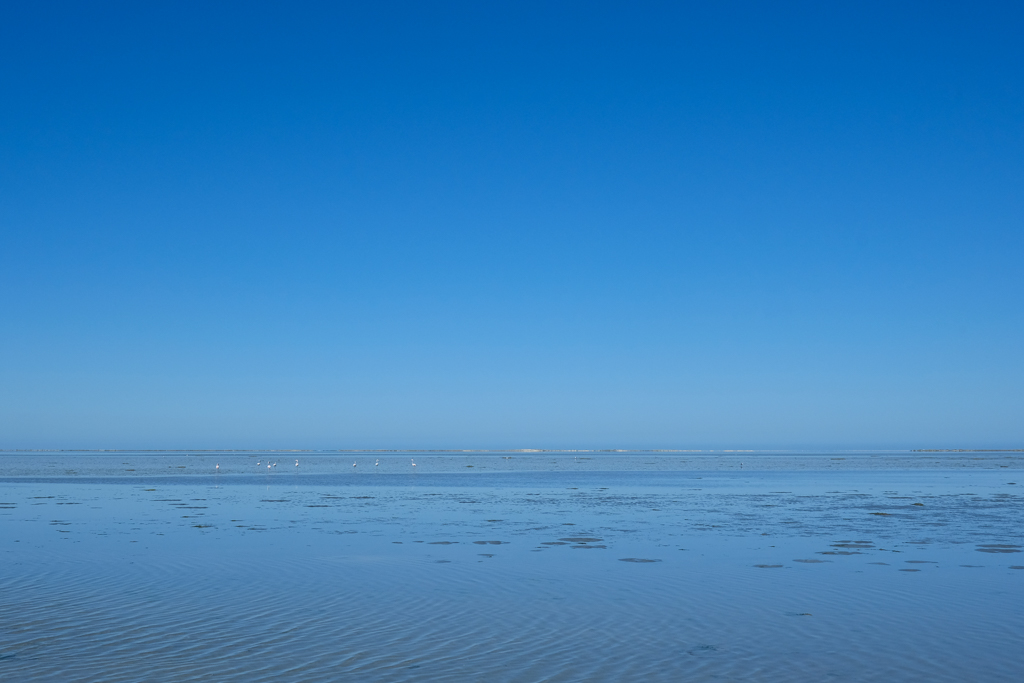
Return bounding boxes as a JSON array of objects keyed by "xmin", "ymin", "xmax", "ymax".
[{"xmin": 2, "ymin": 2, "xmax": 1022, "ymax": 449}]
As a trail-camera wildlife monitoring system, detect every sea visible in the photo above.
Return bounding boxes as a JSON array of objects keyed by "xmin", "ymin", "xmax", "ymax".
[{"xmin": 1, "ymin": 450, "xmax": 1021, "ymax": 682}]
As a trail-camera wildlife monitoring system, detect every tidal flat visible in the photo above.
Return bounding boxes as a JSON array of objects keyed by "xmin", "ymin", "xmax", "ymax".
[{"xmin": 1, "ymin": 451, "xmax": 1022, "ymax": 682}]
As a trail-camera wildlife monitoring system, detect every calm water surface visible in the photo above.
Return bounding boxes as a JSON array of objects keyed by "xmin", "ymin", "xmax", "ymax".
[{"xmin": 1, "ymin": 451, "xmax": 1022, "ymax": 682}]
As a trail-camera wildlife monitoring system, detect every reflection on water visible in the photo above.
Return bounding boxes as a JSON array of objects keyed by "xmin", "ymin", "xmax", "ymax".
[{"xmin": 1, "ymin": 452, "xmax": 1022, "ymax": 681}]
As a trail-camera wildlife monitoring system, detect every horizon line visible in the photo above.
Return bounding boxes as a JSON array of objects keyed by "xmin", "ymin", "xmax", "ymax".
[{"xmin": 2, "ymin": 448, "xmax": 1022, "ymax": 454}]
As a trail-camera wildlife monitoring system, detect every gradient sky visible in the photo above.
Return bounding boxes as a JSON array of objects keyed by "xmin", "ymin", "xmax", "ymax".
[{"xmin": 2, "ymin": 2, "xmax": 1022, "ymax": 450}]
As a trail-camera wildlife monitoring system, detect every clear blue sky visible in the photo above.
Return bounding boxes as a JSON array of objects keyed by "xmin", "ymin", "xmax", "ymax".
[{"xmin": 2, "ymin": 2, "xmax": 1021, "ymax": 450}]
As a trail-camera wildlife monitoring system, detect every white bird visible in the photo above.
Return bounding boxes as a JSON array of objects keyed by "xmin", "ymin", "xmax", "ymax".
[
  {"xmin": 215, "ymin": 464, "xmax": 219, "ymax": 470},
  {"xmin": 353, "ymin": 462, "xmax": 357, "ymax": 467},
  {"xmin": 267, "ymin": 464, "xmax": 271, "ymax": 469},
  {"xmin": 272, "ymin": 462, "xmax": 277, "ymax": 467},
  {"xmin": 257, "ymin": 462, "xmax": 261, "ymax": 466},
  {"xmin": 375, "ymin": 459, "xmax": 379, "ymax": 467},
  {"xmin": 295, "ymin": 460, "xmax": 299, "ymax": 466},
  {"xmin": 411, "ymin": 459, "xmax": 416, "ymax": 467}
]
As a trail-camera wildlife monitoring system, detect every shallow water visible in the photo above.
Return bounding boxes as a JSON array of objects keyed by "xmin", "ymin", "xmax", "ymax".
[{"xmin": 1, "ymin": 451, "xmax": 1022, "ymax": 681}]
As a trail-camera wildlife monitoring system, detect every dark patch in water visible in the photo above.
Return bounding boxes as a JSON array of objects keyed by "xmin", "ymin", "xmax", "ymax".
[
  {"xmin": 572, "ymin": 545, "xmax": 607, "ymax": 549},
  {"xmin": 619, "ymin": 558, "xmax": 661, "ymax": 563},
  {"xmin": 899, "ymin": 568, "xmax": 920, "ymax": 572},
  {"xmin": 478, "ymin": 553, "xmax": 494, "ymax": 558},
  {"xmin": 906, "ymin": 560, "xmax": 937, "ymax": 564},
  {"xmin": 793, "ymin": 559, "xmax": 828, "ymax": 563},
  {"xmin": 976, "ymin": 544, "xmax": 1022, "ymax": 553},
  {"xmin": 688, "ymin": 645, "xmax": 718, "ymax": 655},
  {"xmin": 428, "ymin": 541, "xmax": 458, "ymax": 545},
  {"xmin": 754, "ymin": 564, "xmax": 783, "ymax": 569},
  {"xmin": 818, "ymin": 551, "xmax": 863, "ymax": 556},
  {"xmin": 472, "ymin": 540, "xmax": 507, "ymax": 545},
  {"xmin": 541, "ymin": 542, "xmax": 568, "ymax": 546},
  {"xmin": 560, "ymin": 537, "xmax": 603, "ymax": 543}
]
